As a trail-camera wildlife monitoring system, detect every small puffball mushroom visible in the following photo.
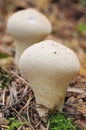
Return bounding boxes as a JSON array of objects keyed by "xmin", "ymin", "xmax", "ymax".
[
  {"xmin": 19, "ymin": 40, "xmax": 80, "ymax": 116},
  {"xmin": 7, "ymin": 8, "xmax": 52, "ymax": 64}
]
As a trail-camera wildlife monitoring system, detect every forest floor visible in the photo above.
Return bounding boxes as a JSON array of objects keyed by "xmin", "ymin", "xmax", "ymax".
[{"xmin": 0, "ymin": 0, "xmax": 86, "ymax": 130}]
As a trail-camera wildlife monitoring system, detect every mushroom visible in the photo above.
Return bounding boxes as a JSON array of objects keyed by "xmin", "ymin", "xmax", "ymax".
[
  {"xmin": 19, "ymin": 40, "xmax": 80, "ymax": 116},
  {"xmin": 7, "ymin": 8, "xmax": 52, "ymax": 64}
]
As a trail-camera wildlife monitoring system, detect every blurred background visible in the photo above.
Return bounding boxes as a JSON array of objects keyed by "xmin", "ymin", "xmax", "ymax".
[{"xmin": 0, "ymin": 0, "xmax": 86, "ymax": 75}]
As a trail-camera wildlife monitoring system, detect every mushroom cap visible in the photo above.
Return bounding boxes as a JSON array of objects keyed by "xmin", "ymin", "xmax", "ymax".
[
  {"xmin": 19, "ymin": 40, "xmax": 80, "ymax": 78},
  {"xmin": 7, "ymin": 8, "xmax": 52, "ymax": 40}
]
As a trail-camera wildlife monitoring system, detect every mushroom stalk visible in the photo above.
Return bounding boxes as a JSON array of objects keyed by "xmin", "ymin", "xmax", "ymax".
[
  {"xmin": 19, "ymin": 40, "xmax": 80, "ymax": 117},
  {"xmin": 14, "ymin": 40, "xmax": 30, "ymax": 64},
  {"xmin": 14, "ymin": 39, "xmax": 38, "ymax": 64}
]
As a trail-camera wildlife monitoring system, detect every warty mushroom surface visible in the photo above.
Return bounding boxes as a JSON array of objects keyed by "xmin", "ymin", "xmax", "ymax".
[{"xmin": 19, "ymin": 40, "xmax": 80, "ymax": 116}]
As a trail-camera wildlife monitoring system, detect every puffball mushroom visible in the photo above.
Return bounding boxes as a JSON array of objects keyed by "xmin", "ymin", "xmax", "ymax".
[
  {"xmin": 7, "ymin": 8, "xmax": 52, "ymax": 64},
  {"xmin": 19, "ymin": 40, "xmax": 80, "ymax": 116}
]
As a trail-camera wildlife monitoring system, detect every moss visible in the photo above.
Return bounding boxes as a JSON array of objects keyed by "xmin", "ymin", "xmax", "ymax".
[{"xmin": 49, "ymin": 114, "xmax": 77, "ymax": 130}]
